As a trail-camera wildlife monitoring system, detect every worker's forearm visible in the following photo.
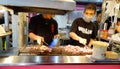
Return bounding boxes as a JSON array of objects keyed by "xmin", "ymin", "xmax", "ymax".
[
  {"xmin": 88, "ymin": 39, "xmax": 96, "ymax": 47},
  {"xmin": 54, "ymin": 34, "xmax": 60, "ymax": 39},
  {"xmin": 116, "ymin": 27, "xmax": 120, "ymax": 33},
  {"xmin": 29, "ymin": 33, "xmax": 38, "ymax": 40},
  {"xmin": 69, "ymin": 32, "xmax": 81, "ymax": 41}
]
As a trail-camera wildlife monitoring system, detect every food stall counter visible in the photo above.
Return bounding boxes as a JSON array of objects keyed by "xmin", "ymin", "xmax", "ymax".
[{"xmin": 0, "ymin": 55, "xmax": 120, "ymax": 66}]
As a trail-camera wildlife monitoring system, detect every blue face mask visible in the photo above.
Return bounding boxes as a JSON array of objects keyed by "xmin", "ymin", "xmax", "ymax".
[{"xmin": 83, "ymin": 15, "xmax": 94, "ymax": 23}]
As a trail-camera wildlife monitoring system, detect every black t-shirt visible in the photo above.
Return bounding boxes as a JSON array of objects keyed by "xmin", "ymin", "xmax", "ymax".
[
  {"xmin": 93, "ymin": 21, "xmax": 99, "ymax": 31},
  {"xmin": 93, "ymin": 21, "xmax": 100, "ymax": 34},
  {"xmin": 29, "ymin": 14, "xmax": 58, "ymax": 45},
  {"xmin": 70, "ymin": 18, "xmax": 97, "ymax": 46}
]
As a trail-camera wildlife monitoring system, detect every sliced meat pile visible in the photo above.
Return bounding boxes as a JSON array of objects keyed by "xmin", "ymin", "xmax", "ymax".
[
  {"xmin": 29, "ymin": 45, "xmax": 52, "ymax": 54},
  {"xmin": 62, "ymin": 45, "xmax": 93, "ymax": 55},
  {"xmin": 28, "ymin": 45, "xmax": 93, "ymax": 55}
]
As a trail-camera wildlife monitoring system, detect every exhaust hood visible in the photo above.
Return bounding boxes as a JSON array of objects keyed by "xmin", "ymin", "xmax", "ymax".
[{"xmin": 0, "ymin": 0, "xmax": 76, "ymax": 15}]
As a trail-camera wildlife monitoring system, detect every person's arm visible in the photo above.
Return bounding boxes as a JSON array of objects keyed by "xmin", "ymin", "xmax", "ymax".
[
  {"xmin": 69, "ymin": 32, "xmax": 81, "ymax": 41},
  {"xmin": 28, "ymin": 16, "xmax": 44, "ymax": 44},
  {"xmin": 69, "ymin": 32, "xmax": 87, "ymax": 45},
  {"xmin": 69, "ymin": 19, "xmax": 87, "ymax": 45},
  {"xmin": 53, "ymin": 20, "xmax": 59, "ymax": 39},
  {"xmin": 88, "ymin": 39, "xmax": 96, "ymax": 47},
  {"xmin": 88, "ymin": 24, "xmax": 97, "ymax": 47},
  {"xmin": 29, "ymin": 32, "xmax": 44, "ymax": 44},
  {"xmin": 29, "ymin": 32, "xmax": 39, "ymax": 40},
  {"xmin": 116, "ymin": 25, "xmax": 120, "ymax": 33},
  {"xmin": 69, "ymin": 19, "xmax": 80, "ymax": 41},
  {"xmin": 54, "ymin": 34, "xmax": 60, "ymax": 39},
  {"xmin": 116, "ymin": 27, "xmax": 120, "ymax": 33}
]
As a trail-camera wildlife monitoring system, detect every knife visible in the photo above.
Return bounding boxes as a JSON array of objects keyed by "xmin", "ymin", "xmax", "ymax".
[{"xmin": 43, "ymin": 41, "xmax": 49, "ymax": 46}]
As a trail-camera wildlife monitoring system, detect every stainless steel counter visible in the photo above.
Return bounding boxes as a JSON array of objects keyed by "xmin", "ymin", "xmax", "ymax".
[
  {"xmin": 0, "ymin": 47, "xmax": 120, "ymax": 66},
  {"xmin": 0, "ymin": 55, "xmax": 120, "ymax": 66},
  {"xmin": 0, "ymin": 56, "xmax": 92, "ymax": 66}
]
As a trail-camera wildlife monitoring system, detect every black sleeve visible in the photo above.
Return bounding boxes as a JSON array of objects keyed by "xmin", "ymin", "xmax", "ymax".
[
  {"xmin": 70, "ymin": 19, "xmax": 78, "ymax": 33},
  {"xmin": 54, "ymin": 20, "xmax": 58, "ymax": 35},
  {"xmin": 29, "ymin": 17, "xmax": 36, "ymax": 34},
  {"xmin": 91, "ymin": 24, "xmax": 97, "ymax": 39}
]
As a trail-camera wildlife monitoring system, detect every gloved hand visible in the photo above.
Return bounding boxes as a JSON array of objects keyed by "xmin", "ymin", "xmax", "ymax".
[
  {"xmin": 36, "ymin": 36, "xmax": 44, "ymax": 45},
  {"xmin": 54, "ymin": 34, "xmax": 60, "ymax": 39},
  {"xmin": 49, "ymin": 37, "xmax": 59, "ymax": 48},
  {"xmin": 79, "ymin": 37, "xmax": 87, "ymax": 45}
]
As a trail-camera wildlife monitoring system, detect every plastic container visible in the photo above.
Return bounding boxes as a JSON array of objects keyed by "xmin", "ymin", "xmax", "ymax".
[{"xmin": 92, "ymin": 41, "xmax": 109, "ymax": 60}]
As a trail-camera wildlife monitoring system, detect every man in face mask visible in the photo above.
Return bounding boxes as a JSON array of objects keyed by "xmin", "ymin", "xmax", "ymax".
[{"xmin": 69, "ymin": 4, "xmax": 97, "ymax": 47}]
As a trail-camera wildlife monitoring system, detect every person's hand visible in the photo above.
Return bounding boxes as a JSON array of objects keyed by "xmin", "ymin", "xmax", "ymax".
[
  {"xmin": 36, "ymin": 36, "xmax": 44, "ymax": 45},
  {"xmin": 88, "ymin": 39, "xmax": 95, "ymax": 48},
  {"xmin": 79, "ymin": 37, "xmax": 87, "ymax": 45},
  {"xmin": 54, "ymin": 34, "xmax": 60, "ymax": 39}
]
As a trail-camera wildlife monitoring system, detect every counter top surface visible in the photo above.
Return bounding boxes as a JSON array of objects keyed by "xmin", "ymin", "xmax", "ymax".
[
  {"xmin": 0, "ymin": 46, "xmax": 120, "ymax": 66},
  {"xmin": 0, "ymin": 56, "xmax": 120, "ymax": 66},
  {"xmin": 0, "ymin": 56, "xmax": 91, "ymax": 65}
]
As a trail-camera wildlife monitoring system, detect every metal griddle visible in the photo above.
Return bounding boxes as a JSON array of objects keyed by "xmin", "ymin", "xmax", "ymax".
[{"xmin": 19, "ymin": 45, "xmax": 89, "ymax": 56}]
